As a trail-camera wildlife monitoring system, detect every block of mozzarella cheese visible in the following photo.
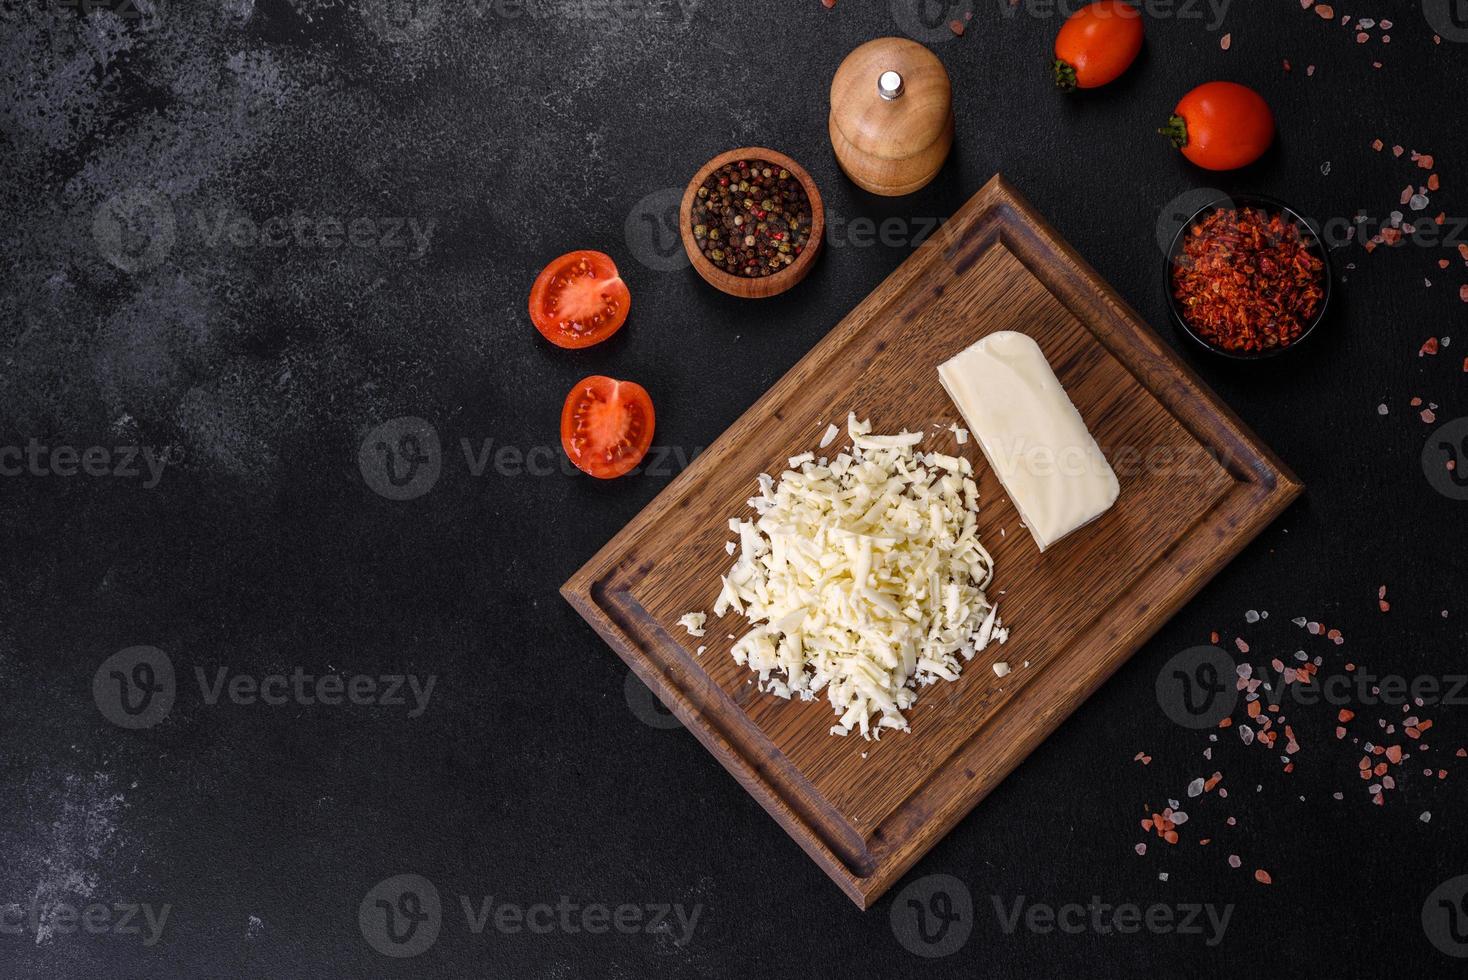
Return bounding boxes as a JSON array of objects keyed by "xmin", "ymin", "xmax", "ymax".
[{"xmin": 937, "ymin": 331, "xmax": 1119, "ymax": 552}]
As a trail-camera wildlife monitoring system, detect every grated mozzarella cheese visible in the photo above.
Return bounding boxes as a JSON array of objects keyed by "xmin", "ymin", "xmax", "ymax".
[
  {"xmin": 677, "ymin": 612, "xmax": 706, "ymax": 637},
  {"xmin": 709, "ymin": 413, "xmax": 1007, "ymax": 738}
]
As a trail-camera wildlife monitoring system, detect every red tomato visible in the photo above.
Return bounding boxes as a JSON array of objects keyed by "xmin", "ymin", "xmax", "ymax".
[
  {"xmin": 1053, "ymin": 1, "xmax": 1144, "ymax": 91},
  {"xmin": 560, "ymin": 376, "xmax": 655, "ymax": 479},
  {"xmin": 528, "ymin": 250, "xmax": 631, "ymax": 349},
  {"xmin": 1161, "ymin": 82, "xmax": 1275, "ymax": 171}
]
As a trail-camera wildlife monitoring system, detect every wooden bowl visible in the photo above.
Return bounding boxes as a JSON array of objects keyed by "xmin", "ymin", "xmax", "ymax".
[{"xmin": 679, "ymin": 147, "xmax": 824, "ymax": 299}]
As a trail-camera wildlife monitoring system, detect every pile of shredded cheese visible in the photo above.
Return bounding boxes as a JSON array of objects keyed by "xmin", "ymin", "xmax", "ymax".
[{"xmin": 707, "ymin": 413, "xmax": 1008, "ymax": 739}]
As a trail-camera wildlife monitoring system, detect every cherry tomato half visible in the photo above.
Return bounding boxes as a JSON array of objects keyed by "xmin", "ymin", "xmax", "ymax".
[
  {"xmin": 1161, "ymin": 81, "xmax": 1275, "ymax": 171},
  {"xmin": 528, "ymin": 250, "xmax": 631, "ymax": 349},
  {"xmin": 1053, "ymin": 1, "xmax": 1144, "ymax": 91},
  {"xmin": 560, "ymin": 376, "xmax": 655, "ymax": 479}
]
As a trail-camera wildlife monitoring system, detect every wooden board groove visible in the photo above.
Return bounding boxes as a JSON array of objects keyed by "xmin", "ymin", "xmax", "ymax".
[{"xmin": 563, "ymin": 175, "xmax": 1302, "ymax": 910}]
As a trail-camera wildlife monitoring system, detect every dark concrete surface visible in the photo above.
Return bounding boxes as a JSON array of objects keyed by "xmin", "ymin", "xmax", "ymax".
[{"xmin": 2, "ymin": 0, "xmax": 1467, "ymax": 976}]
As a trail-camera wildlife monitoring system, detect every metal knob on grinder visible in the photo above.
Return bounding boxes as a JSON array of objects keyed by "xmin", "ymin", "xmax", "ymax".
[{"xmin": 829, "ymin": 38, "xmax": 954, "ymax": 196}]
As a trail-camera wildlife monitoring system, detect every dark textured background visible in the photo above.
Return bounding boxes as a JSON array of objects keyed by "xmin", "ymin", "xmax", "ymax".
[{"xmin": 3, "ymin": 0, "xmax": 1467, "ymax": 976}]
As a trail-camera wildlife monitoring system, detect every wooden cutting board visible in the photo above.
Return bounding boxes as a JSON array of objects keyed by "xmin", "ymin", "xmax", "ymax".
[{"xmin": 563, "ymin": 175, "xmax": 1302, "ymax": 909}]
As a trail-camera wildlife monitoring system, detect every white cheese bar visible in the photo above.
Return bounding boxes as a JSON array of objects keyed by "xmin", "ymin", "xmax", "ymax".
[{"xmin": 937, "ymin": 331, "xmax": 1119, "ymax": 552}]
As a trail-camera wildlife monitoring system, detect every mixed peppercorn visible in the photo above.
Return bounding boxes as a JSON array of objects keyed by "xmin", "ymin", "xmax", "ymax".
[
  {"xmin": 691, "ymin": 160, "xmax": 812, "ymax": 278},
  {"xmin": 1172, "ymin": 206, "xmax": 1325, "ymax": 354}
]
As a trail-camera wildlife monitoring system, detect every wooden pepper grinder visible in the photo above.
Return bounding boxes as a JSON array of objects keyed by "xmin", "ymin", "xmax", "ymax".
[{"xmin": 829, "ymin": 37, "xmax": 954, "ymax": 196}]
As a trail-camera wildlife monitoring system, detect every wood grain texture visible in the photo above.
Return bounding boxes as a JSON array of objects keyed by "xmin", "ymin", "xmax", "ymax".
[
  {"xmin": 563, "ymin": 175, "xmax": 1303, "ymax": 909},
  {"xmin": 828, "ymin": 37, "xmax": 954, "ymax": 197},
  {"xmin": 679, "ymin": 147, "xmax": 825, "ymax": 299}
]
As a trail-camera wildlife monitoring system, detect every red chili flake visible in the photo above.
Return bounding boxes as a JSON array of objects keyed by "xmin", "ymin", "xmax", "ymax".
[
  {"xmin": 1429, "ymin": 174, "xmax": 1441, "ymax": 191},
  {"xmin": 1255, "ymin": 869, "xmax": 1273, "ymax": 884},
  {"xmin": 821, "ymin": 0, "xmax": 836, "ymax": 7},
  {"xmin": 1339, "ymin": 708, "xmax": 1355, "ymax": 723},
  {"xmin": 949, "ymin": 18, "xmax": 965, "ymax": 35},
  {"xmin": 1462, "ymin": 357, "xmax": 1468, "ymax": 373},
  {"xmin": 1419, "ymin": 154, "xmax": 1436, "ymax": 170},
  {"xmin": 1210, "ymin": 630, "xmax": 1220, "ymax": 644},
  {"xmin": 1421, "ymin": 337, "xmax": 1440, "ymax": 356},
  {"xmin": 1458, "ymin": 244, "xmax": 1468, "ymax": 262},
  {"xmin": 1235, "ymin": 637, "xmax": 1250, "ymax": 654},
  {"xmin": 1172, "ymin": 207, "xmax": 1325, "ymax": 354},
  {"xmin": 1459, "ymin": 285, "xmax": 1468, "ymax": 303},
  {"xmin": 1441, "ymin": 260, "xmax": 1452, "ymax": 270},
  {"xmin": 1371, "ymin": 139, "xmax": 1384, "ymax": 151},
  {"xmin": 1423, "ymin": 407, "xmax": 1437, "ymax": 424}
]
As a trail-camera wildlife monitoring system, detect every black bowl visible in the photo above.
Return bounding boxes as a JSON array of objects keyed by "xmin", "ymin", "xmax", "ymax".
[{"xmin": 1163, "ymin": 194, "xmax": 1333, "ymax": 360}]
